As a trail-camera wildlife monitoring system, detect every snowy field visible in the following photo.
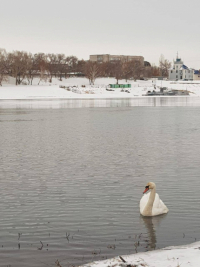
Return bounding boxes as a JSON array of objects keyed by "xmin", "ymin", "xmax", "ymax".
[
  {"xmin": 83, "ymin": 241, "xmax": 200, "ymax": 267},
  {"xmin": 1, "ymin": 77, "xmax": 200, "ymax": 99}
]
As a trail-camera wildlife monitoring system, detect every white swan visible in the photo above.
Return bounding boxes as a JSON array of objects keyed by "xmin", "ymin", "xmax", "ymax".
[{"xmin": 140, "ymin": 182, "xmax": 169, "ymax": 217}]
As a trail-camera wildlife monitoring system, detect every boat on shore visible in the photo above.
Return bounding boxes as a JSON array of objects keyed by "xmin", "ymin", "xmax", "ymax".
[{"xmin": 143, "ymin": 87, "xmax": 189, "ymax": 96}]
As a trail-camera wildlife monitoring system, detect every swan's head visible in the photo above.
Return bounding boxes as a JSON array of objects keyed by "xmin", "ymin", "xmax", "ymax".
[{"xmin": 143, "ymin": 182, "xmax": 156, "ymax": 194}]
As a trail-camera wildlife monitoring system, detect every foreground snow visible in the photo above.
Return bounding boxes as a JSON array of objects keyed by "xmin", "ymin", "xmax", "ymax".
[
  {"xmin": 83, "ymin": 241, "xmax": 200, "ymax": 267},
  {"xmin": 1, "ymin": 77, "xmax": 200, "ymax": 99},
  {"xmin": 0, "ymin": 85, "xmax": 145, "ymax": 99}
]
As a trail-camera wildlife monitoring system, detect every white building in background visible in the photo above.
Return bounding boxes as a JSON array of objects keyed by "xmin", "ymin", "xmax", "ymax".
[{"xmin": 169, "ymin": 57, "xmax": 194, "ymax": 81}]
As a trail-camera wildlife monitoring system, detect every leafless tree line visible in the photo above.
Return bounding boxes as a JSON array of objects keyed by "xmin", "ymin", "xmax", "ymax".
[
  {"xmin": 83, "ymin": 57, "xmax": 171, "ymax": 85},
  {"xmin": 84, "ymin": 60, "xmax": 147, "ymax": 85},
  {"xmin": 0, "ymin": 48, "xmax": 171, "ymax": 86},
  {"xmin": 0, "ymin": 49, "xmax": 82, "ymax": 86}
]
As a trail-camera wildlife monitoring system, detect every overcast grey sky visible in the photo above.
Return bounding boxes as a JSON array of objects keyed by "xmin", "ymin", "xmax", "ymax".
[{"xmin": 1, "ymin": 0, "xmax": 200, "ymax": 68}]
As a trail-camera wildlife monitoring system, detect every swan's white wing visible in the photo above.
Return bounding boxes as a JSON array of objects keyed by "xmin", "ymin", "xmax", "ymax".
[
  {"xmin": 140, "ymin": 193, "xmax": 169, "ymax": 216},
  {"xmin": 152, "ymin": 193, "xmax": 162, "ymax": 208},
  {"xmin": 152, "ymin": 193, "xmax": 169, "ymax": 216},
  {"xmin": 140, "ymin": 192, "xmax": 150, "ymax": 214}
]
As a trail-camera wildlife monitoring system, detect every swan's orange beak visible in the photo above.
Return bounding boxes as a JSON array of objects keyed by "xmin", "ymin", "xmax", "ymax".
[{"xmin": 143, "ymin": 187, "xmax": 149, "ymax": 194}]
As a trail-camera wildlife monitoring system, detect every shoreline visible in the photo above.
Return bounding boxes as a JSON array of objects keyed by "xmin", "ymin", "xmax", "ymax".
[
  {"xmin": 82, "ymin": 240, "xmax": 200, "ymax": 267},
  {"xmin": 1, "ymin": 77, "xmax": 200, "ymax": 101},
  {"xmin": 1, "ymin": 95, "xmax": 200, "ymax": 108},
  {"xmin": 0, "ymin": 95, "xmax": 194, "ymax": 101}
]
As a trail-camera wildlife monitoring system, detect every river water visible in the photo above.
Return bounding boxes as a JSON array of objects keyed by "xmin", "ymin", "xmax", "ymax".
[{"xmin": 0, "ymin": 97, "xmax": 200, "ymax": 267}]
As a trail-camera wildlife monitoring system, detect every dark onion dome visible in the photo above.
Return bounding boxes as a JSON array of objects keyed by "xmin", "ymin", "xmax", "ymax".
[{"xmin": 144, "ymin": 61, "xmax": 151, "ymax": 67}]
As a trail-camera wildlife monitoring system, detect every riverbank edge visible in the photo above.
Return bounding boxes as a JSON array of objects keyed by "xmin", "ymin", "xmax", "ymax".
[
  {"xmin": 0, "ymin": 95, "xmax": 194, "ymax": 101},
  {"xmin": 81, "ymin": 241, "xmax": 200, "ymax": 267}
]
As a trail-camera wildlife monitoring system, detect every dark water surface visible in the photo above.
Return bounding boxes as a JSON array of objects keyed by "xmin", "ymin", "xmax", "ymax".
[{"xmin": 0, "ymin": 98, "xmax": 200, "ymax": 266}]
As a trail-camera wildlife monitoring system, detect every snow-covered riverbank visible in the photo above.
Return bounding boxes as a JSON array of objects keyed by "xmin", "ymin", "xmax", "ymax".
[
  {"xmin": 83, "ymin": 241, "xmax": 200, "ymax": 267},
  {"xmin": 1, "ymin": 77, "xmax": 200, "ymax": 99}
]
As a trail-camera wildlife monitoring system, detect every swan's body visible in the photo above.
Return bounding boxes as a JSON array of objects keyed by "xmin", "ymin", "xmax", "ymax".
[{"xmin": 140, "ymin": 182, "xmax": 169, "ymax": 217}]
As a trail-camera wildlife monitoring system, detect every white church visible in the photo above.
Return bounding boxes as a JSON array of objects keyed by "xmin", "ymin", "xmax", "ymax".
[{"xmin": 168, "ymin": 56, "xmax": 200, "ymax": 81}]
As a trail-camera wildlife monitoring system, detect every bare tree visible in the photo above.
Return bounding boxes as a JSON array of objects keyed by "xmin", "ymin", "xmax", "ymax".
[
  {"xmin": 0, "ymin": 49, "xmax": 8, "ymax": 86},
  {"xmin": 36, "ymin": 53, "xmax": 47, "ymax": 85},
  {"xmin": 112, "ymin": 61, "xmax": 123, "ymax": 84},
  {"xmin": 66, "ymin": 56, "xmax": 78, "ymax": 75},
  {"xmin": 77, "ymin": 59, "xmax": 86, "ymax": 74},
  {"xmin": 143, "ymin": 65, "xmax": 152, "ymax": 78},
  {"xmin": 9, "ymin": 51, "xmax": 29, "ymax": 85},
  {"xmin": 122, "ymin": 60, "xmax": 132, "ymax": 82},
  {"xmin": 56, "ymin": 54, "xmax": 68, "ymax": 81},
  {"xmin": 127, "ymin": 60, "xmax": 144, "ymax": 81},
  {"xmin": 100, "ymin": 62, "xmax": 112, "ymax": 78},
  {"xmin": 46, "ymin": 53, "xmax": 58, "ymax": 82},
  {"xmin": 26, "ymin": 53, "xmax": 39, "ymax": 85},
  {"xmin": 151, "ymin": 65, "xmax": 160, "ymax": 77},
  {"xmin": 159, "ymin": 54, "xmax": 171, "ymax": 77},
  {"xmin": 83, "ymin": 61, "xmax": 101, "ymax": 85}
]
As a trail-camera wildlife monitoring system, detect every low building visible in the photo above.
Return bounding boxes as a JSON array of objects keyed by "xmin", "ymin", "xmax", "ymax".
[
  {"xmin": 169, "ymin": 56, "xmax": 200, "ymax": 81},
  {"xmin": 90, "ymin": 54, "xmax": 144, "ymax": 65}
]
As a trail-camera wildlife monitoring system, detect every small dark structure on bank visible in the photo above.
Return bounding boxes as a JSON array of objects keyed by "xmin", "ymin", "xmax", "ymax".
[
  {"xmin": 106, "ymin": 84, "xmax": 131, "ymax": 92},
  {"xmin": 108, "ymin": 84, "xmax": 131, "ymax": 88},
  {"xmin": 144, "ymin": 87, "xmax": 189, "ymax": 96}
]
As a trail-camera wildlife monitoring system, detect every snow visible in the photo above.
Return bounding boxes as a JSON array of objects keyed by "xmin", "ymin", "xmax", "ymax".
[
  {"xmin": 1, "ymin": 77, "xmax": 200, "ymax": 100},
  {"xmin": 82, "ymin": 241, "xmax": 200, "ymax": 267}
]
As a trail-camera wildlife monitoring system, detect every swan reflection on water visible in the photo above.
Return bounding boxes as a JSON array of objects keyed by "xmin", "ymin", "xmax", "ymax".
[{"xmin": 140, "ymin": 214, "xmax": 167, "ymax": 250}]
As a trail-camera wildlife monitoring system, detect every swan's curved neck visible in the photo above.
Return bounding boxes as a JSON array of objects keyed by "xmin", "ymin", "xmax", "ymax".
[{"xmin": 143, "ymin": 186, "xmax": 156, "ymax": 216}]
